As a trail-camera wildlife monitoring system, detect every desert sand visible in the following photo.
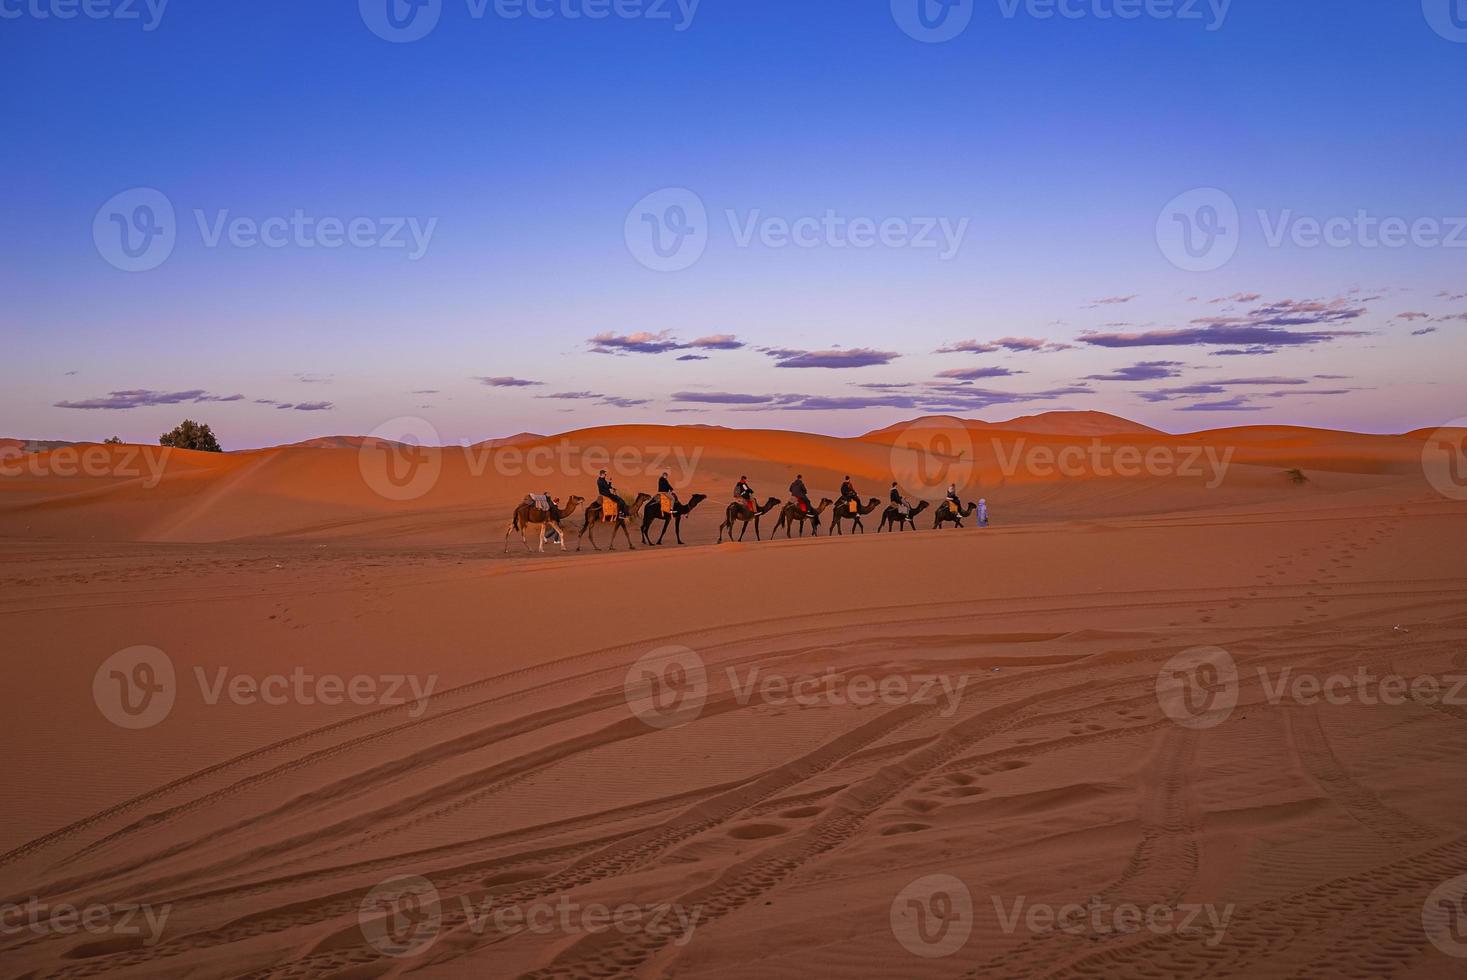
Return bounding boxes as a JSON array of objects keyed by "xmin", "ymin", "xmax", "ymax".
[{"xmin": 1, "ymin": 413, "xmax": 1466, "ymax": 978}]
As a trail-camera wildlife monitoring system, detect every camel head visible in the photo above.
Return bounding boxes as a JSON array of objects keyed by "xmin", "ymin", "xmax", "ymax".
[
  {"xmin": 911, "ymin": 499, "xmax": 930, "ymax": 514},
  {"xmin": 685, "ymin": 493, "xmax": 708, "ymax": 510},
  {"xmin": 816, "ymin": 497, "xmax": 833, "ymax": 511},
  {"xmin": 630, "ymin": 492, "xmax": 653, "ymax": 515},
  {"xmin": 759, "ymin": 496, "xmax": 782, "ymax": 514}
]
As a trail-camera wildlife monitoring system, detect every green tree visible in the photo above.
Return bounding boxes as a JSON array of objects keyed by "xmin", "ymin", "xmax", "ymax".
[{"xmin": 159, "ymin": 419, "xmax": 222, "ymax": 453}]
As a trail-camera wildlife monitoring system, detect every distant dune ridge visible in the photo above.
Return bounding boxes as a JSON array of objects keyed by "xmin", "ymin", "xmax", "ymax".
[{"xmin": 0, "ymin": 412, "xmax": 1455, "ymax": 545}]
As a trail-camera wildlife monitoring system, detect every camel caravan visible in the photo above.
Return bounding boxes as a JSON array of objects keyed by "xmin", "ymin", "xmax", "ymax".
[{"xmin": 503, "ymin": 468, "xmax": 989, "ymax": 553}]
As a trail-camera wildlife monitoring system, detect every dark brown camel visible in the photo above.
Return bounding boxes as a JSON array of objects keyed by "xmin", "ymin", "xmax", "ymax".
[
  {"xmin": 830, "ymin": 497, "xmax": 882, "ymax": 535},
  {"xmin": 640, "ymin": 493, "xmax": 708, "ymax": 545},
  {"xmin": 877, "ymin": 498, "xmax": 929, "ymax": 533},
  {"xmin": 717, "ymin": 497, "xmax": 781, "ymax": 543},
  {"xmin": 504, "ymin": 494, "xmax": 584, "ymax": 552},
  {"xmin": 771, "ymin": 497, "xmax": 832, "ymax": 538},
  {"xmin": 933, "ymin": 500, "xmax": 978, "ymax": 529},
  {"xmin": 578, "ymin": 492, "xmax": 651, "ymax": 551}
]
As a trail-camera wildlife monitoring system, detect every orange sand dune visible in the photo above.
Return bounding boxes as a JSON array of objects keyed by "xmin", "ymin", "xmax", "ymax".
[{"xmin": 2, "ymin": 416, "xmax": 1466, "ymax": 978}]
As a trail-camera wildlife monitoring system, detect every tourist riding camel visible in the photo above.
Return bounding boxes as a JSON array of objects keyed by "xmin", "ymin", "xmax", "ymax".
[
  {"xmin": 734, "ymin": 475, "xmax": 756, "ymax": 514},
  {"xmin": 596, "ymin": 468, "xmax": 628, "ymax": 520},
  {"xmin": 789, "ymin": 474, "xmax": 813, "ymax": 516},
  {"xmin": 878, "ymin": 498, "xmax": 928, "ymax": 532},
  {"xmin": 579, "ymin": 491, "xmax": 650, "ymax": 550},
  {"xmin": 718, "ymin": 495, "xmax": 781, "ymax": 543},
  {"xmin": 830, "ymin": 496, "xmax": 881, "ymax": 534},
  {"xmin": 838, "ymin": 476, "xmax": 860, "ymax": 515},
  {"xmin": 641, "ymin": 492, "xmax": 707, "ymax": 546},
  {"xmin": 657, "ymin": 471, "xmax": 679, "ymax": 508},
  {"xmin": 772, "ymin": 496, "xmax": 831, "ymax": 537}
]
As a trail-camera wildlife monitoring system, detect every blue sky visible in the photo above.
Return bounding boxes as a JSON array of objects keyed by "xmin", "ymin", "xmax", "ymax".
[{"xmin": 4, "ymin": 0, "xmax": 1465, "ymax": 447}]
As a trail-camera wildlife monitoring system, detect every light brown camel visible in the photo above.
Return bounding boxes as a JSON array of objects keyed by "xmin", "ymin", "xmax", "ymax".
[
  {"xmin": 830, "ymin": 497, "xmax": 882, "ymax": 535},
  {"xmin": 877, "ymin": 498, "xmax": 929, "ymax": 532},
  {"xmin": 771, "ymin": 497, "xmax": 832, "ymax": 538},
  {"xmin": 717, "ymin": 497, "xmax": 781, "ymax": 543},
  {"xmin": 578, "ymin": 492, "xmax": 652, "ymax": 551},
  {"xmin": 933, "ymin": 500, "xmax": 978, "ymax": 529},
  {"xmin": 504, "ymin": 494, "xmax": 584, "ymax": 553}
]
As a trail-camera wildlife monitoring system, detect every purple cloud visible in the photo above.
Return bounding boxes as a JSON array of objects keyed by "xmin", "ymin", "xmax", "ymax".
[
  {"xmin": 55, "ymin": 389, "xmax": 245, "ymax": 410},
  {"xmin": 476, "ymin": 376, "xmax": 544, "ymax": 388},
  {"xmin": 671, "ymin": 391, "xmax": 775, "ymax": 405},
  {"xmin": 293, "ymin": 401, "xmax": 334, "ymax": 411},
  {"xmin": 1175, "ymin": 396, "xmax": 1265, "ymax": 412},
  {"xmin": 936, "ymin": 366, "xmax": 1025, "ymax": 380},
  {"xmin": 1086, "ymin": 361, "xmax": 1184, "ymax": 382},
  {"xmin": 936, "ymin": 336, "xmax": 1071, "ymax": 354},
  {"xmin": 767, "ymin": 348, "xmax": 900, "ymax": 369}
]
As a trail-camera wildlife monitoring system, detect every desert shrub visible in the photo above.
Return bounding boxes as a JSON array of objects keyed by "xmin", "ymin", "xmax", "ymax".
[
  {"xmin": 159, "ymin": 419, "xmax": 222, "ymax": 453},
  {"xmin": 1285, "ymin": 468, "xmax": 1308, "ymax": 484},
  {"xmin": 103, "ymin": 436, "xmax": 123, "ymax": 445}
]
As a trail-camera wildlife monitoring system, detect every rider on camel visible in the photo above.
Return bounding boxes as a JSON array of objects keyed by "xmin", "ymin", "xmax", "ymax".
[
  {"xmin": 597, "ymin": 469, "xmax": 628, "ymax": 519},
  {"xmin": 946, "ymin": 482, "xmax": 963, "ymax": 515},
  {"xmin": 890, "ymin": 481, "xmax": 908, "ymax": 516},
  {"xmin": 789, "ymin": 474, "xmax": 812, "ymax": 514},
  {"xmin": 657, "ymin": 471, "xmax": 679, "ymax": 509},
  {"xmin": 839, "ymin": 475, "xmax": 859, "ymax": 512},
  {"xmin": 734, "ymin": 475, "xmax": 755, "ymax": 514}
]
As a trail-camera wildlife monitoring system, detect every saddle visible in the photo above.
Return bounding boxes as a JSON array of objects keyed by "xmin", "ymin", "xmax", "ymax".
[
  {"xmin": 659, "ymin": 493, "xmax": 673, "ymax": 514},
  {"xmin": 599, "ymin": 496, "xmax": 620, "ymax": 523},
  {"xmin": 847, "ymin": 499, "xmax": 860, "ymax": 514},
  {"xmin": 797, "ymin": 499, "xmax": 808, "ymax": 514},
  {"xmin": 530, "ymin": 493, "xmax": 551, "ymax": 512},
  {"xmin": 733, "ymin": 497, "xmax": 755, "ymax": 516}
]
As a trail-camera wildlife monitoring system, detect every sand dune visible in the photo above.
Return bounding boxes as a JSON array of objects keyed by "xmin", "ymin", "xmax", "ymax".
[{"xmin": 2, "ymin": 415, "xmax": 1465, "ymax": 978}]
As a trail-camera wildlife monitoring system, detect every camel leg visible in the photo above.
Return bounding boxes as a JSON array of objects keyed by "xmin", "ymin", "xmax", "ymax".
[
  {"xmin": 619, "ymin": 521, "xmax": 635, "ymax": 550},
  {"xmin": 738, "ymin": 520, "xmax": 748, "ymax": 541},
  {"xmin": 657, "ymin": 517, "xmax": 671, "ymax": 545},
  {"xmin": 673, "ymin": 516, "xmax": 683, "ymax": 545}
]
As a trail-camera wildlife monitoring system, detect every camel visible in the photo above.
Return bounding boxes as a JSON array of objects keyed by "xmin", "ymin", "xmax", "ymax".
[
  {"xmin": 830, "ymin": 497, "xmax": 882, "ymax": 535},
  {"xmin": 504, "ymin": 494, "xmax": 584, "ymax": 553},
  {"xmin": 933, "ymin": 500, "xmax": 978, "ymax": 529},
  {"xmin": 578, "ymin": 492, "xmax": 652, "ymax": 551},
  {"xmin": 640, "ymin": 493, "xmax": 708, "ymax": 546},
  {"xmin": 717, "ymin": 497, "xmax": 781, "ymax": 543},
  {"xmin": 771, "ymin": 497, "xmax": 832, "ymax": 538},
  {"xmin": 877, "ymin": 499, "xmax": 929, "ymax": 533}
]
